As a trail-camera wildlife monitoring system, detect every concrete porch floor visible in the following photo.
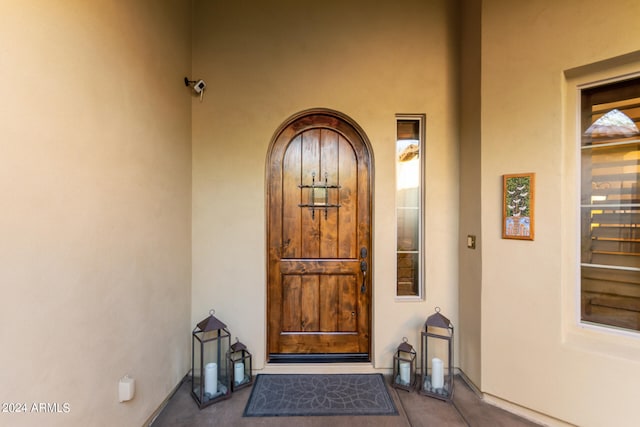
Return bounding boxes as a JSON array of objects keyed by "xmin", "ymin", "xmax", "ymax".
[{"xmin": 150, "ymin": 375, "xmax": 543, "ymax": 427}]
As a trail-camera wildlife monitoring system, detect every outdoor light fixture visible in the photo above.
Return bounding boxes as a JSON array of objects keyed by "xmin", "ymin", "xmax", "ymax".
[
  {"xmin": 191, "ymin": 309, "xmax": 231, "ymax": 408},
  {"xmin": 227, "ymin": 338, "xmax": 253, "ymax": 392},
  {"xmin": 420, "ymin": 307, "xmax": 454, "ymax": 401},
  {"xmin": 392, "ymin": 337, "xmax": 417, "ymax": 392}
]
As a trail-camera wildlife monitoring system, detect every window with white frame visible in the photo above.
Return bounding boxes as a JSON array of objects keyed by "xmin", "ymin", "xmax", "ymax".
[
  {"xmin": 396, "ymin": 115, "xmax": 424, "ymax": 298},
  {"xmin": 580, "ymin": 76, "xmax": 640, "ymax": 332}
]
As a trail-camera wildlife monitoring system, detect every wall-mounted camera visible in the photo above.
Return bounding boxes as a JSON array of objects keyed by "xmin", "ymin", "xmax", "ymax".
[
  {"xmin": 184, "ymin": 77, "xmax": 207, "ymax": 100},
  {"xmin": 193, "ymin": 79, "xmax": 206, "ymax": 94}
]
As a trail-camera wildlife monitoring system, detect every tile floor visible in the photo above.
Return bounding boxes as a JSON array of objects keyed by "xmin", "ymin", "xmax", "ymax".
[{"xmin": 150, "ymin": 375, "xmax": 542, "ymax": 427}]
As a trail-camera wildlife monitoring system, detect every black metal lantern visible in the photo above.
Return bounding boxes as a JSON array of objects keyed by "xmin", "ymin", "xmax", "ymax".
[
  {"xmin": 392, "ymin": 337, "xmax": 417, "ymax": 391},
  {"xmin": 191, "ymin": 309, "xmax": 231, "ymax": 408},
  {"xmin": 420, "ymin": 307, "xmax": 454, "ymax": 401},
  {"xmin": 227, "ymin": 338, "xmax": 253, "ymax": 391}
]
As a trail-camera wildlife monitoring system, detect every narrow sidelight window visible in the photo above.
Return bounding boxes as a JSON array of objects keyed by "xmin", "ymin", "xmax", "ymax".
[
  {"xmin": 396, "ymin": 115, "xmax": 425, "ymax": 298},
  {"xmin": 580, "ymin": 77, "xmax": 640, "ymax": 332}
]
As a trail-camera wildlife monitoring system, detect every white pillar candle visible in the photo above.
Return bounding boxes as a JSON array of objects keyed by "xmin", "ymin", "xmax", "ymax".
[
  {"xmin": 234, "ymin": 362, "xmax": 245, "ymax": 385},
  {"xmin": 431, "ymin": 357, "xmax": 444, "ymax": 389},
  {"xmin": 204, "ymin": 362, "xmax": 217, "ymax": 394},
  {"xmin": 399, "ymin": 361, "xmax": 410, "ymax": 384}
]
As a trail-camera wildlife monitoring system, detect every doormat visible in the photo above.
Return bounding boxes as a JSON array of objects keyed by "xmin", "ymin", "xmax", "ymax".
[{"xmin": 243, "ymin": 374, "xmax": 398, "ymax": 417}]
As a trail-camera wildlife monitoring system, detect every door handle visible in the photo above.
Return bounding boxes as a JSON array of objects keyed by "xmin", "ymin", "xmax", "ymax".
[{"xmin": 360, "ymin": 247, "xmax": 368, "ymax": 294}]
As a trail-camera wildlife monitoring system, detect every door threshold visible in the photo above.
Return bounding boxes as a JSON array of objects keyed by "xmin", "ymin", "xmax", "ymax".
[
  {"xmin": 260, "ymin": 361, "xmax": 377, "ymax": 375},
  {"xmin": 269, "ymin": 353, "xmax": 369, "ymax": 363}
]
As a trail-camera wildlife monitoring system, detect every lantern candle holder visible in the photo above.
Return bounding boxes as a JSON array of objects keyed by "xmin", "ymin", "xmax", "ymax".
[
  {"xmin": 419, "ymin": 307, "xmax": 454, "ymax": 401},
  {"xmin": 392, "ymin": 337, "xmax": 417, "ymax": 391},
  {"xmin": 191, "ymin": 309, "xmax": 231, "ymax": 408},
  {"xmin": 227, "ymin": 338, "xmax": 253, "ymax": 392}
]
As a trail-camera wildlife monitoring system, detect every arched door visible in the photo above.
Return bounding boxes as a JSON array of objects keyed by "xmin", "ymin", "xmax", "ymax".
[{"xmin": 266, "ymin": 109, "xmax": 373, "ymax": 362}]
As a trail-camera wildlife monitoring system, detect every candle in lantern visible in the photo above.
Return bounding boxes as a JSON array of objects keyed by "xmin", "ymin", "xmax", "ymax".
[
  {"xmin": 204, "ymin": 362, "xmax": 217, "ymax": 395},
  {"xmin": 431, "ymin": 357, "xmax": 444, "ymax": 389},
  {"xmin": 399, "ymin": 361, "xmax": 410, "ymax": 385},
  {"xmin": 234, "ymin": 362, "xmax": 245, "ymax": 385}
]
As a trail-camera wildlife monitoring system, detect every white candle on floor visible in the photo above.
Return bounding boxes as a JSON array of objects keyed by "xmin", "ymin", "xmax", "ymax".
[
  {"xmin": 431, "ymin": 357, "xmax": 444, "ymax": 389},
  {"xmin": 234, "ymin": 362, "xmax": 245, "ymax": 385},
  {"xmin": 399, "ymin": 361, "xmax": 410, "ymax": 384},
  {"xmin": 205, "ymin": 362, "xmax": 217, "ymax": 394}
]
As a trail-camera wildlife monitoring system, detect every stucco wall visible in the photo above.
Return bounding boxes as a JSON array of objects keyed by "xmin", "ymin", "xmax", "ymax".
[
  {"xmin": 7, "ymin": 1, "xmax": 638, "ymax": 425},
  {"xmin": 191, "ymin": 0, "xmax": 460, "ymax": 371},
  {"xmin": 0, "ymin": 1, "xmax": 192, "ymax": 426},
  {"xmin": 458, "ymin": 0, "xmax": 483, "ymax": 390},
  {"xmin": 481, "ymin": 1, "xmax": 640, "ymax": 426}
]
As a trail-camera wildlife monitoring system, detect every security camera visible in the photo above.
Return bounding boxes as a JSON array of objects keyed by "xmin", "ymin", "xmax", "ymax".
[{"xmin": 194, "ymin": 79, "xmax": 206, "ymax": 94}]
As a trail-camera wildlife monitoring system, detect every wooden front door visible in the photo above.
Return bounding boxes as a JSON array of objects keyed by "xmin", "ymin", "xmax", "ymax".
[{"xmin": 267, "ymin": 110, "xmax": 372, "ymax": 362}]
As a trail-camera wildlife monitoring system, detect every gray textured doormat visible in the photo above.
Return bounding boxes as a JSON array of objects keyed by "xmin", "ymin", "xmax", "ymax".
[{"xmin": 243, "ymin": 374, "xmax": 398, "ymax": 417}]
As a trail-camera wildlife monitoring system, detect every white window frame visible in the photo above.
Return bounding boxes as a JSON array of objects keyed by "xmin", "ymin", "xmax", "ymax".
[
  {"xmin": 577, "ymin": 75, "xmax": 640, "ymax": 334},
  {"xmin": 563, "ymin": 55, "xmax": 640, "ymax": 352},
  {"xmin": 395, "ymin": 114, "xmax": 425, "ymax": 300}
]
